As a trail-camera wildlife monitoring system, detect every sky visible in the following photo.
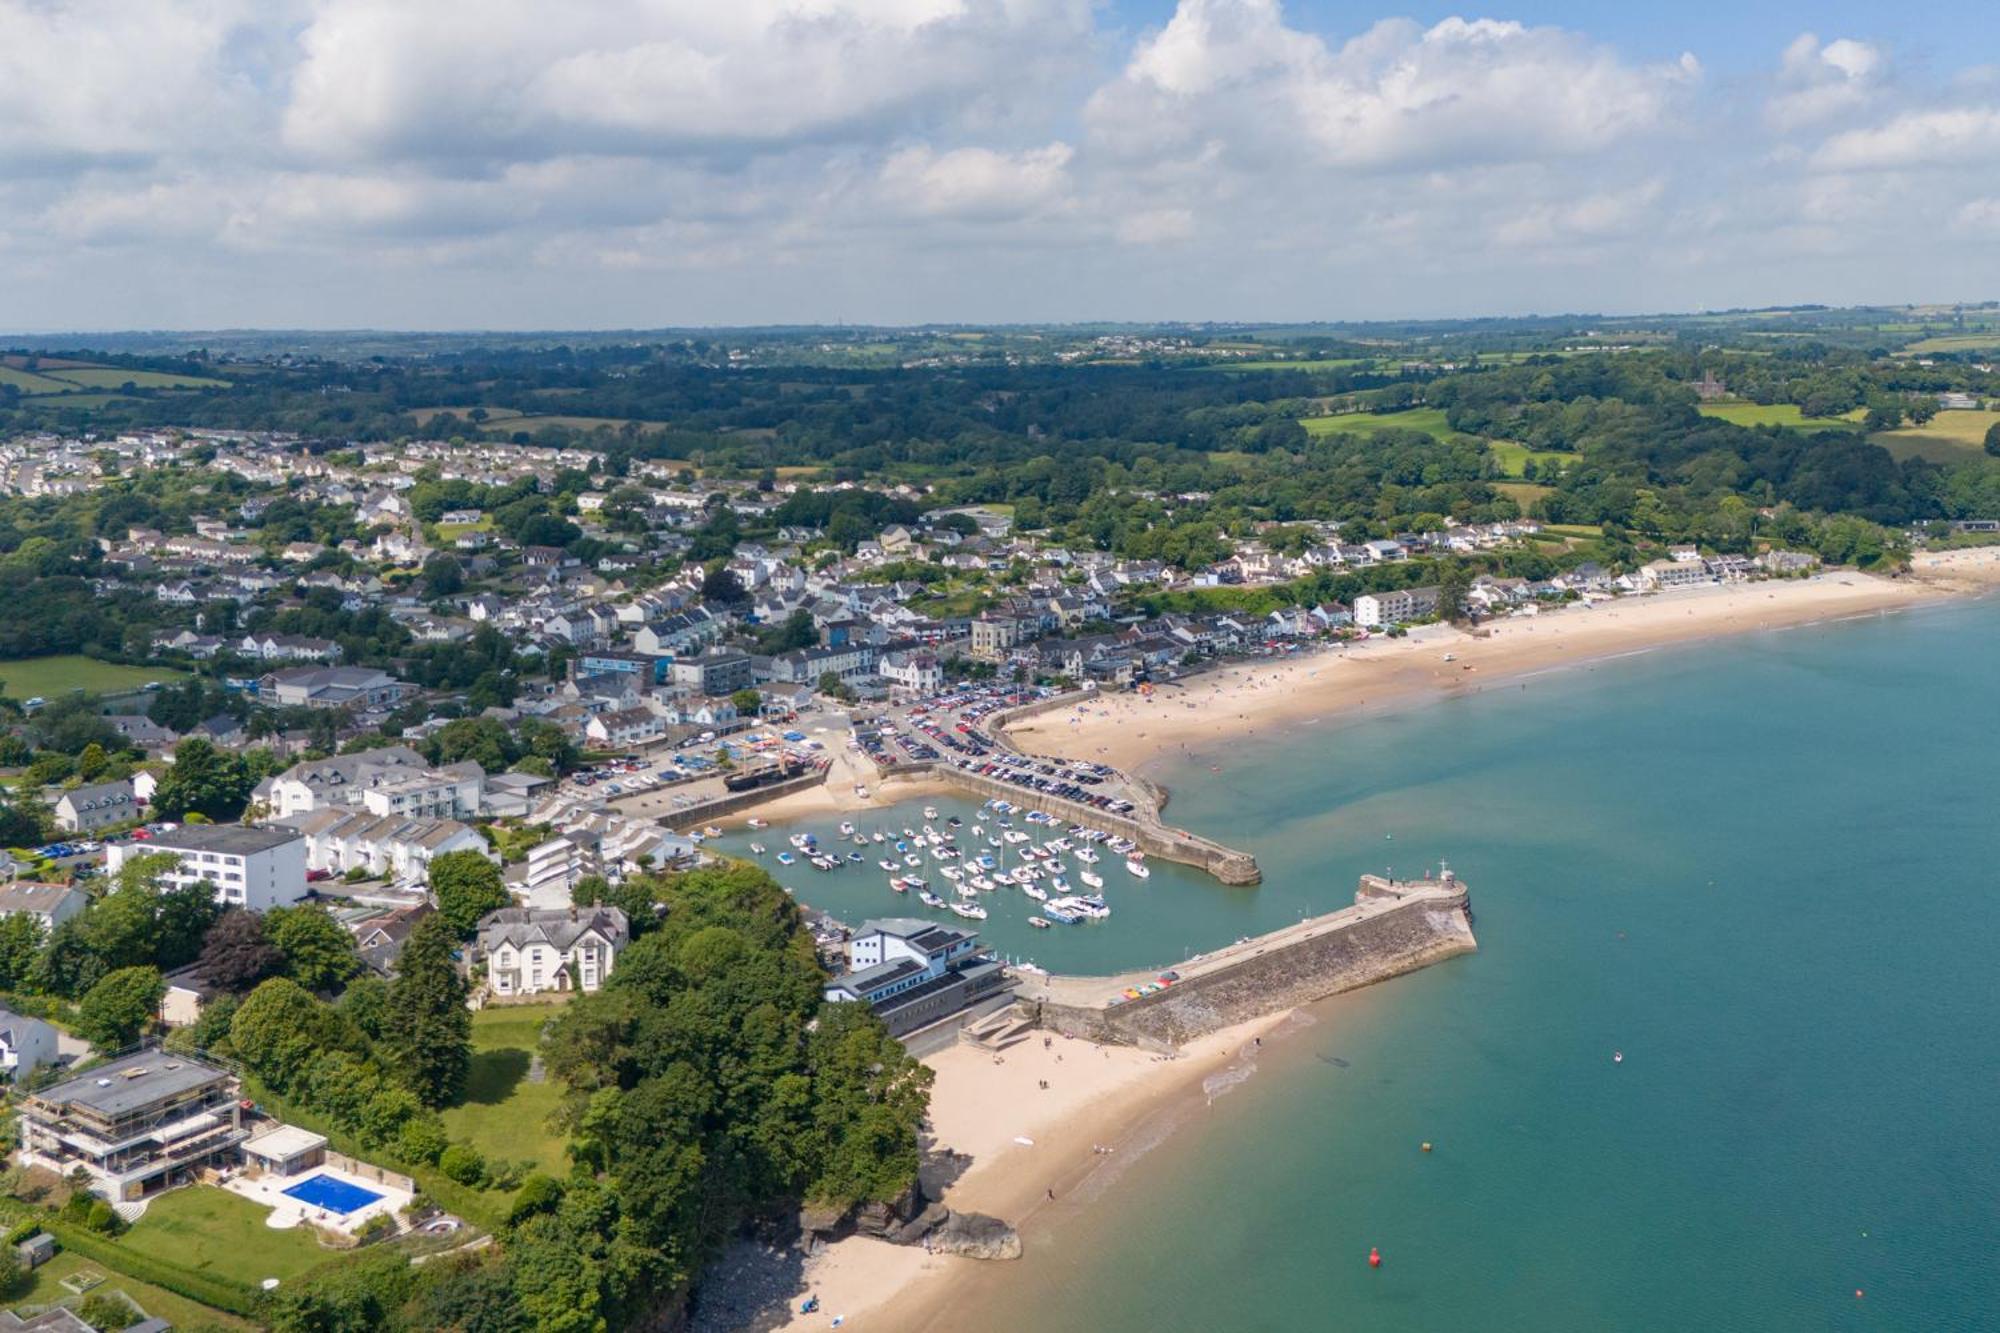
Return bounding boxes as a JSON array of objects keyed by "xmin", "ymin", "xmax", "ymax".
[{"xmin": 4, "ymin": 0, "xmax": 2000, "ymax": 331}]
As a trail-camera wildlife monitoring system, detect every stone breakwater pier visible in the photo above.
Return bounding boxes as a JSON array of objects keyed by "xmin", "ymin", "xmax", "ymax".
[{"xmin": 1010, "ymin": 870, "xmax": 1477, "ymax": 1050}]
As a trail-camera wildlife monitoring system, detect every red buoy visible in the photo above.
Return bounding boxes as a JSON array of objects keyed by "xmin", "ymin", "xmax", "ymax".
[{"xmin": 1368, "ymin": 1247, "xmax": 1382, "ymax": 1269}]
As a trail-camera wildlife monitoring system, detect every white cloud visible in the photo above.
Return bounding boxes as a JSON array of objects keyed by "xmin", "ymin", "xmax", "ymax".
[
  {"xmin": 1814, "ymin": 107, "xmax": 2000, "ymax": 170},
  {"xmin": 877, "ymin": 144, "xmax": 1075, "ymax": 220},
  {"xmin": 1768, "ymin": 33, "xmax": 1886, "ymax": 131},
  {"xmin": 1090, "ymin": 4, "xmax": 1698, "ymax": 172},
  {"xmin": 4, "ymin": 0, "xmax": 2000, "ymax": 327},
  {"xmin": 0, "ymin": 0, "xmax": 263, "ymax": 167},
  {"xmin": 281, "ymin": 0, "xmax": 1094, "ymax": 163}
]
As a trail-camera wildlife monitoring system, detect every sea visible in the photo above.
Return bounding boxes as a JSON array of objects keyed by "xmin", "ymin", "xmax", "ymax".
[{"xmin": 715, "ymin": 596, "xmax": 2000, "ymax": 1332}]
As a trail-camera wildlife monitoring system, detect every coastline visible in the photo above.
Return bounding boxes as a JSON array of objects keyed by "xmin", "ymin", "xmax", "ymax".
[
  {"xmin": 766, "ymin": 1011, "xmax": 1292, "ymax": 1333},
  {"xmin": 737, "ymin": 551, "xmax": 2000, "ymax": 1331},
  {"xmin": 1005, "ymin": 560, "xmax": 1995, "ymax": 774}
]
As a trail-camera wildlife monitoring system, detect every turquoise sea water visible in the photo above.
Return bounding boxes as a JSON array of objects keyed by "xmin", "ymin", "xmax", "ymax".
[{"xmin": 734, "ymin": 598, "xmax": 2000, "ymax": 1331}]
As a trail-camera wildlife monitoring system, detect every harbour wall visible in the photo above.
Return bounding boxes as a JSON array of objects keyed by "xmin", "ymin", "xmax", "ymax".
[
  {"xmin": 657, "ymin": 770, "xmax": 828, "ymax": 829},
  {"xmin": 910, "ymin": 762, "xmax": 1261, "ymax": 885},
  {"xmin": 1022, "ymin": 880, "xmax": 1475, "ymax": 1050}
]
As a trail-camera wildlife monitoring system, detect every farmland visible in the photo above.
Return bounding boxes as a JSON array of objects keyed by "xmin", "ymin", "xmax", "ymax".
[
  {"xmin": 1488, "ymin": 441, "xmax": 1571, "ymax": 477},
  {"xmin": 0, "ymin": 361, "xmax": 228, "ymax": 395},
  {"xmin": 1300, "ymin": 407, "xmax": 1458, "ymax": 439},
  {"xmin": 1870, "ymin": 409, "xmax": 2000, "ymax": 463},
  {"xmin": 0, "ymin": 655, "xmax": 185, "ymax": 700},
  {"xmin": 1696, "ymin": 403, "xmax": 1864, "ymax": 431}
]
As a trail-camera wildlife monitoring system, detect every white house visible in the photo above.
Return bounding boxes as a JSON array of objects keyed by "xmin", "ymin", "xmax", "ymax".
[
  {"xmin": 476, "ymin": 905, "xmax": 629, "ymax": 997},
  {"xmin": 0, "ymin": 882, "xmax": 89, "ymax": 933},
  {"xmin": 585, "ymin": 707, "xmax": 666, "ymax": 749},
  {"xmin": 254, "ymin": 748, "xmax": 483, "ymax": 820},
  {"xmin": 0, "ymin": 1009, "xmax": 58, "ymax": 1084},
  {"xmin": 878, "ymin": 649, "xmax": 944, "ymax": 698},
  {"xmin": 279, "ymin": 808, "xmax": 493, "ymax": 884},
  {"xmin": 107, "ymin": 825, "xmax": 308, "ymax": 912},
  {"xmin": 52, "ymin": 780, "xmax": 139, "ymax": 833}
]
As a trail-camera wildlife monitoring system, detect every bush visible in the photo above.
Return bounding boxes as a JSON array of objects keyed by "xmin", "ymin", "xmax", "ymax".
[
  {"xmin": 506, "ymin": 1174, "xmax": 564, "ymax": 1225},
  {"xmin": 395, "ymin": 1117, "xmax": 449, "ymax": 1166},
  {"xmin": 2, "ymin": 1218, "xmax": 40, "ymax": 1246},
  {"xmin": 437, "ymin": 1143, "xmax": 485, "ymax": 1187},
  {"xmin": 82, "ymin": 1201, "xmax": 123, "ymax": 1236},
  {"xmin": 355, "ymin": 1212, "xmax": 396, "ymax": 1244}
]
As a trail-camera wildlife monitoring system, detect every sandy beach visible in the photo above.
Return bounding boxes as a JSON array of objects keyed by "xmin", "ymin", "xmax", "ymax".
[
  {"xmin": 764, "ymin": 1013, "xmax": 1289, "ymax": 1333},
  {"xmin": 737, "ymin": 550, "xmax": 2000, "ymax": 1331},
  {"xmin": 1005, "ymin": 567, "xmax": 1981, "ymax": 773}
]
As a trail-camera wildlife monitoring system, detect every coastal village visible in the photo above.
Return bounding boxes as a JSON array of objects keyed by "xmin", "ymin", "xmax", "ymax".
[{"xmin": 0, "ymin": 418, "xmax": 1970, "ymax": 1331}]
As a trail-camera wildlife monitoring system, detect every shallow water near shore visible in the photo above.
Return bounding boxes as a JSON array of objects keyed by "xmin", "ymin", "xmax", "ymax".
[{"xmin": 908, "ymin": 595, "xmax": 2000, "ymax": 1332}]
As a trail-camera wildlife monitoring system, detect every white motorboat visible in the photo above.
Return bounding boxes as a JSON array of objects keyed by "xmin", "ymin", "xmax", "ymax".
[
  {"xmin": 950, "ymin": 901, "xmax": 987, "ymax": 920},
  {"xmin": 1080, "ymin": 869, "xmax": 1104, "ymax": 889},
  {"xmin": 1126, "ymin": 857, "xmax": 1151, "ymax": 878},
  {"xmin": 749, "ymin": 842, "xmax": 766, "ymax": 855},
  {"xmin": 1075, "ymin": 847, "xmax": 1100, "ymax": 864},
  {"xmin": 923, "ymin": 806, "xmax": 939, "ymax": 820}
]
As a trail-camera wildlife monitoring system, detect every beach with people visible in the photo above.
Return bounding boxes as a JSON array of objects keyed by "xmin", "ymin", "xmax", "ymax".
[{"xmin": 1004, "ymin": 562, "xmax": 1990, "ymax": 774}]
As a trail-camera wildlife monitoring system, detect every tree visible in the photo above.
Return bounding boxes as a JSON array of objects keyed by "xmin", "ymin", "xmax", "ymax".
[
  {"xmin": 1436, "ymin": 561, "xmax": 1472, "ymax": 624},
  {"xmin": 198, "ymin": 909, "xmax": 283, "ymax": 992},
  {"xmin": 1986, "ymin": 422, "xmax": 2000, "ymax": 458},
  {"xmin": 75, "ymin": 965, "xmax": 165, "ymax": 1050},
  {"xmin": 700, "ymin": 565, "xmax": 747, "ymax": 606},
  {"xmin": 0, "ymin": 915, "xmax": 44, "ymax": 991},
  {"xmin": 428, "ymin": 850, "xmax": 509, "ymax": 937},
  {"xmin": 384, "ymin": 914, "xmax": 471, "ymax": 1107},
  {"xmin": 230, "ymin": 976, "xmax": 357, "ymax": 1091},
  {"xmin": 422, "ymin": 553, "xmax": 464, "ymax": 599},
  {"xmin": 75, "ymin": 742, "xmax": 110, "ymax": 782},
  {"xmin": 730, "ymin": 688, "xmax": 763, "ymax": 717},
  {"xmin": 150, "ymin": 738, "xmax": 251, "ymax": 821},
  {"xmin": 265, "ymin": 904, "xmax": 362, "ymax": 993}
]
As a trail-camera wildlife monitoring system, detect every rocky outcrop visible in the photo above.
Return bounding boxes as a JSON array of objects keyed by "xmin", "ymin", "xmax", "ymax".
[
  {"xmin": 927, "ymin": 1211, "xmax": 1022, "ymax": 1261},
  {"xmin": 795, "ymin": 1154, "xmax": 1019, "ymax": 1260}
]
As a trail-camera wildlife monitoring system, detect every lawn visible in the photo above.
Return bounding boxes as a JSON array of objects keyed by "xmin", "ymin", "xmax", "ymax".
[
  {"xmin": 1488, "ymin": 442, "xmax": 1570, "ymax": 477},
  {"xmin": 1200, "ymin": 357, "xmax": 1373, "ymax": 372},
  {"xmin": 439, "ymin": 1007, "xmax": 571, "ymax": 1175},
  {"xmin": 1299, "ymin": 407, "xmax": 1458, "ymax": 440},
  {"xmin": 480, "ymin": 414, "xmax": 674, "ymax": 434},
  {"xmin": 1870, "ymin": 409, "xmax": 2000, "ymax": 463},
  {"xmin": 1697, "ymin": 402, "xmax": 1864, "ymax": 431},
  {"xmin": 9, "ymin": 1249, "xmax": 254, "ymax": 1331},
  {"xmin": 118, "ymin": 1186, "xmax": 331, "ymax": 1286},
  {"xmin": 408, "ymin": 406, "xmax": 526, "ymax": 427},
  {"xmin": 0, "ymin": 655, "xmax": 186, "ymax": 700},
  {"xmin": 1902, "ymin": 333, "xmax": 2000, "ymax": 354}
]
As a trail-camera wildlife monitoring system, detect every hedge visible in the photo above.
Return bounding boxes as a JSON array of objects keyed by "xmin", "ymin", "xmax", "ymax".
[{"xmin": 36, "ymin": 1216, "xmax": 266, "ymax": 1319}]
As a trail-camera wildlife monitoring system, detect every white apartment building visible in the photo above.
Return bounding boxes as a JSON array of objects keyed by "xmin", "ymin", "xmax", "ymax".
[
  {"xmin": 255, "ymin": 747, "xmax": 483, "ymax": 820},
  {"xmin": 107, "ymin": 825, "xmax": 308, "ymax": 912},
  {"xmin": 1353, "ymin": 586, "xmax": 1442, "ymax": 628}
]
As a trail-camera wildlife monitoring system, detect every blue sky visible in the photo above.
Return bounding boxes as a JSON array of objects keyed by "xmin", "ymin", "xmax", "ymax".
[{"xmin": 3, "ymin": 1, "xmax": 1999, "ymax": 330}]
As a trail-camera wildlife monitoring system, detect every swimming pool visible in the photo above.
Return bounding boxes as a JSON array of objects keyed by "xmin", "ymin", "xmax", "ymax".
[{"xmin": 281, "ymin": 1174, "xmax": 384, "ymax": 1215}]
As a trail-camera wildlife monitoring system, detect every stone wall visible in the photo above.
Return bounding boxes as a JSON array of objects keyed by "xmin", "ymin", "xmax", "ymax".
[
  {"xmin": 1032, "ymin": 890, "xmax": 1475, "ymax": 1049},
  {"xmin": 659, "ymin": 770, "xmax": 827, "ymax": 828}
]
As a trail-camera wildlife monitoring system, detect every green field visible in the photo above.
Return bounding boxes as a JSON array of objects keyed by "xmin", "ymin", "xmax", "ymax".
[
  {"xmin": 1300, "ymin": 407, "xmax": 1457, "ymax": 439},
  {"xmin": 118, "ymin": 1187, "xmax": 332, "ymax": 1286},
  {"xmin": 1201, "ymin": 357, "xmax": 1375, "ymax": 372},
  {"xmin": 22, "ymin": 393, "xmax": 144, "ymax": 411},
  {"xmin": 0, "ymin": 655, "xmax": 186, "ymax": 700},
  {"xmin": 1488, "ymin": 442, "xmax": 1570, "ymax": 477},
  {"xmin": 1902, "ymin": 333, "xmax": 2000, "ymax": 354},
  {"xmin": 482, "ymin": 414, "xmax": 674, "ymax": 434},
  {"xmin": 1494, "ymin": 480, "xmax": 1554, "ymax": 507},
  {"xmin": 439, "ymin": 1007, "xmax": 571, "ymax": 1175},
  {"xmin": 1697, "ymin": 403, "xmax": 1864, "ymax": 431},
  {"xmin": 409, "ymin": 406, "xmax": 527, "ymax": 427},
  {"xmin": 42, "ymin": 368, "xmax": 231, "ymax": 390},
  {"xmin": 1871, "ymin": 409, "xmax": 2000, "ymax": 463},
  {"xmin": 0, "ymin": 366, "xmax": 78, "ymax": 393},
  {"xmin": 9, "ymin": 1248, "xmax": 254, "ymax": 1331}
]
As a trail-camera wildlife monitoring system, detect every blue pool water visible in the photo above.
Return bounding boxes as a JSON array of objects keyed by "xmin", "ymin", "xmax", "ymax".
[{"xmin": 282, "ymin": 1174, "xmax": 383, "ymax": 1215}]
